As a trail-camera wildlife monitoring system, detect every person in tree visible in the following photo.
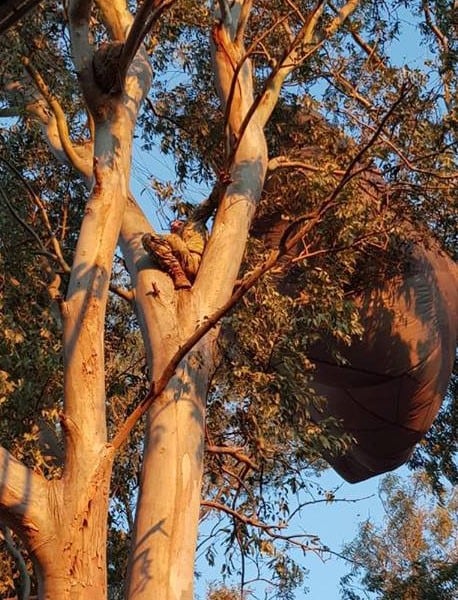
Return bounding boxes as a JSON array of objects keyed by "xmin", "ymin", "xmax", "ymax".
[{"xmin": 142, "ymin": 218, "xmax": 208, "ymax": 289}]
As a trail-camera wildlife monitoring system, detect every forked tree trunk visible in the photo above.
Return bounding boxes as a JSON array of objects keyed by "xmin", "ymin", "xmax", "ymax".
[
  {"xmin": 28, "ymin": 105, "xmax": 136, "ymax": 598},
  {"xmin": 0, "ymin": 0, "xmax": 152, "ymax": 594},
  {"xmin": 124, "ymin": 5, "xmax": 269, "ymax": 598}
]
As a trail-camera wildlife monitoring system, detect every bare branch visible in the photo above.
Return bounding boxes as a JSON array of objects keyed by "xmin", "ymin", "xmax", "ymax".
[
  {"xmin": 421, "ymin": 0, "xmax": 452, "ymax": 108},
  {"xmin": 21, "ymin": 57, "xmax": 91, "ymax": 177},
  {"xmin": 207, "ymin": 445, "xmax": 259, "ymax": 470},
  {"xmin": 219, "ymin": 464, "xmax": 257, "ymax": 505},
  {"xmin": 217, "ymin": 0, "xmax": 233, "ymax": 30},
  {"xmin": 291, "ymin": 227, "xmax": 395, "ymax": 263},
  {"xmin": 320, "ymin": 83, "xmax": 412, "ymax": 204},
  {"xmin": 253, "ymin": 1, "xmax": 327, "ymax": 126},
  {"xmin": 4, "ymin": 77, "xmax": 92, "ymax": 181}
]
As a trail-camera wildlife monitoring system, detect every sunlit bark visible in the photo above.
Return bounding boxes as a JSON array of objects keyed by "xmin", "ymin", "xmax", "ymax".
[
  {"xmin": 0, "ymin": 1, "xmax": 379, "ymax": 598},
  {"xmin": 0, "ymin": 0, "xmax": 154, "ymax": 596}
]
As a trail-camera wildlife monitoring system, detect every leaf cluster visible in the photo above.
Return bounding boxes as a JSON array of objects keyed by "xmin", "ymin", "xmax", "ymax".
[{"xmin": 341, "ymin": 472, "xmax": 458, "ymax": 600}]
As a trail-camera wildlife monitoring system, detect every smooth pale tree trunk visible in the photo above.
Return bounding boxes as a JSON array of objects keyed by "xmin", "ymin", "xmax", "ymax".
[
  {"xmin": 0, "ymin": 111, "xmax": 129, "ymax": 598},
  {"xmin": 124, "ymin": 6, "xmax": 268, "ymax": 599},
  {"xmin": 28, "ymin": 104, "xmax": 140, "ymax": 599},
  {"xmin": 0, "ymin": 0, "xmax": 152, "ymax": 595},
  {"xmin": 121, "ymin": 208, "xmax": 222, "ymax": 598}
]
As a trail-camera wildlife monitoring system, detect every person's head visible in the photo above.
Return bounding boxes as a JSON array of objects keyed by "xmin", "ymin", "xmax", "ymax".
[{"xmin": 170, "ymin": 219, "xmax": 185, "ymax": 234}]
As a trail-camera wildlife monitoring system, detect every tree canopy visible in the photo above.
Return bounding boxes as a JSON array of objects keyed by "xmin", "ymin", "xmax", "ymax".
[
  {"xmin": 341, "ymin": 473, "xmax": 458, "ymax": 600},
  {"xmin": 0, "ymin": 1, "xmax": 456, "ymax": 598}
]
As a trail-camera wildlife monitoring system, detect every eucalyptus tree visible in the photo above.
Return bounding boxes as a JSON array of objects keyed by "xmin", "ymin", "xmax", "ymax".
[
  {"xmin": 0, "ymin": 1, "xmax": 456, "ymax": 600},
  {"xmin": 340, "ymin": 473, "xmax": 458, "ymax": 600}
]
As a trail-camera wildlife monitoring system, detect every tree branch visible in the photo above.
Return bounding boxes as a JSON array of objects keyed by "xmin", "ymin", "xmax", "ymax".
[
  {"xmin": 0, "ymin": 447, "xmax": 46, "ymax": 534},
  {"xmin": 329, "ymin": 2, "xmax": 386, "ymax": 70},
  {"xmin": 255, "ymin": 0, "xmax": 361, "ymax": 127},
  {"xmin": 0, "ymin": 185, "xmax": 66, "ymax": 314},
  {"xmin": 201, "ymin": 499, "xmax": 329, "ymax": 558},
  {"xmin": 94, "ymin": 0, "xmax": 133, "ymax": 40},
  {"xmin": 21, "ymin": 56, "xmax": 91, "ymax": 176},
  {"xmin": 0, "ymin": 154, "xmax": 71, "ymax": 273},
  {"xmin": 109, "ymin": 283, "xmax": 134, "ymax": 302},
  {"xmin": 268, "ymin": 155, "xmax": 344, "ymax": 175},
  {"xmin": 421, "ymin": 0, "xmax": 449, "ymax": 52},
  {"xmin": 67, "ymin": 0, "xmax": 96, "ymax": 95},
  {"xmin": 207, "ymin": 445, "xmax": 259, "ymax": 470},
  {"xmin": 323, "ymin": 70, "xmax": 374, "ymax": 110},
  {"xmin": 325, "ymin": 0, "xmax": 361, "ymax": 37},
  {"xmin": 220, "ymin": 13, "xmax": 291, "ymax": 160},
  {"xmin": 253, "ymin": 1, "xmax": 327, "ymax": 127},
  {"xmin": 117, "ymin": 0, "xmax": 176, "ymax": 86},
  {"xmin": 0, "ymin": 187, "xmax": 46, "ymax": 251},
  {"xmin": 349, "ymin": 113, "xmax": 458, "ymax": 181},
  {"xmin": 234, "ymin": 0, "xmax": 253, "ymax": 46},
  {"xmin": 201, "ymin": 499, "xmax": 283, "ymax": 530}
]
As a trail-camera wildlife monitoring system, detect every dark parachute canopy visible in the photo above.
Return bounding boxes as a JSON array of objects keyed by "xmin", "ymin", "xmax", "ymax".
[
  {"xmin": 252, "ymin": 106, "xmax": 458, "ymax": 483},
  {"xmin": 308, "ymin": 239, "xmax": 457, "ymax": 482}
]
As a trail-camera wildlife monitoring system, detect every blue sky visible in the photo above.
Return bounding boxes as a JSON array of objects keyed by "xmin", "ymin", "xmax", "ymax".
[{"xmin": 193, "ymin": 469, "xmax": 390, "ymax": 599}]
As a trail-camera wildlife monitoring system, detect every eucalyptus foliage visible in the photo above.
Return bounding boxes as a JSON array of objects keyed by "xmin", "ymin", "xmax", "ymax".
[{"xmin": 0, "ymin": 1, "xmax": 456, "ymax": 598}]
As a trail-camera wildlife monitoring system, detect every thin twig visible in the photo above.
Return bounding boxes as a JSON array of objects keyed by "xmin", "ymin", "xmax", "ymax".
[
  {"xmin": 0, "ymin": 154, "xmax": 71, "ymax": 272},
  {"xmin": 207, "ymin": 445, "xmax": 259, "ymax": 470},
  {"xmin": 0, "ymin": 187, "xmax": 46, "ymax": 250},
  {"xmin": 201, "ymin": 499, "xmax": 284, "ymax": 530},
  {"xmin": 349, "ymin": 113, "xmax": 458, "ymax": 181}
]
